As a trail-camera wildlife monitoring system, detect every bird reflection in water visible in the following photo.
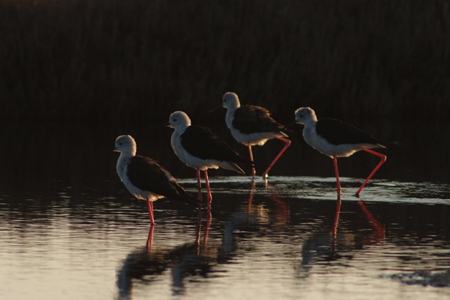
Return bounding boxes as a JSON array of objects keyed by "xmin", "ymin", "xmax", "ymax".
[
  {"xmin": 357, "ymin": 199, "xmax": 385, "ymax": 245},
  {"xmin": 247, "ymin": 177, "xmax": 256, "ymax": 212},
  {"xmin": 331, "ymin": 196, "xmax": 342, "ymax": 251},
  {"xmin": 116, "ymin": 179, "xmax": 276, "ymax": 299},
  {"xmin": 170, "ymin": 215, "xmax": 214, "ymax": 296},
  {"xmin": 145, "ymin": 207, "xmax": 213, "ymax": 252},
  {"xmin": 264, "ymin": 182, "xmax": 291, "ymax": 229},
  {"xmin": 241, "ymin": 178, "xmax": 290, "ymax": 231},
  {"xmin": 116, "ymin": 219, "xmax": 213, "ymax": 299},
  {"xmin": 196, "ymin": 204, "xmax": 212, "ymax": 253},
  {"xmin": 299, "ymin": 196, "xmax": 385, "ymax": 278},
  {"xmin": 146, "ymin": 225, "xmax": 155, "ymax": 250}
]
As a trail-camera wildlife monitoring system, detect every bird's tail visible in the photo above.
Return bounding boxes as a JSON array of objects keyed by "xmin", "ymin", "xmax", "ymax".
[
  {"xmin": 223, "ymin": 162, "xmax": 246, "ymax": 175},
  {"xmin": 379, "ymin": 140, "xmax": 401, "ymax": 148},
  {"xmin": 233, "ymin": 155, "xmax": 268, "ymax": 173},
  {"xmin": 174, "ymin": 187, "xmax": 201, "ymax": 206}
]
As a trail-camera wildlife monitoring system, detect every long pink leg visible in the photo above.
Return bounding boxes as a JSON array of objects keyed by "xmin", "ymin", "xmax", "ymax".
[
  {"xmin": 146, "ymin": 224, "xmax": 154, "ymax": 250},
  {"xmin": 204, "ymin": 170, "xmax": 212, "ymax": 216},
  {"xmin": 147, "ymin": 200, "xmax": 155, "ymax": 225},
  {"xmin": 203, "ymin": 212, "xmax": 212, "ymax": 249},
  {"xmin": 248, "ymin": 145, "xmax": 256, "ymax": 177},
  {"xmin": 333, "ymin": 156, "xmax": 341, "ymax": 196},
  {"xmin": 196, "ymin": 168, "xmax": 203, "ymax": 204},
  {"xmin": 262, "ymin": 137, "xmax": 291, "ymax": 179},
  {"xmin": 332, "ymin": 195, "xmax": 342, "ymax": 250},
  {"xmin": 355, "ymin": 149, "xmax": 387, "ymax": 197},
  {"xmin": 196, "ymin": 168, "xmax": 203, "ymax": 226}
]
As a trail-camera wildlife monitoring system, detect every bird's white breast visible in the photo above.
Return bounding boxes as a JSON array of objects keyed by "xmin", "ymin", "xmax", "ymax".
[
  {"xmin": 116, "ymin": 155, "xmax": 131, "ymax": 183},
  {"xmin": 227, "ymin": 111, "xmax": 284, "ymax": 146},
  {"xmin": 171, "ymin": 130, "xmax": 222, "ymax": 170},
  {"xmin": 225, "ymin": 109, "xmax": 235, "ymax": 130},
  {"xmin": 229, "ymin": 128, "xmax": 274, "ymax": 146},
  {"xmin": 303, "ymin": 126, "xmax": 373, "ymax": 158},
  {"xmin": 116, "ymin": 155, "xmax": 163, "ymax": 202}
]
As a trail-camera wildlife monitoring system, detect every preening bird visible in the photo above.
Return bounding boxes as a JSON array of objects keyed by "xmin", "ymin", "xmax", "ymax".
[{"xmin": 221, "ymin": 92, "xmax": 291, "ymax": 178}]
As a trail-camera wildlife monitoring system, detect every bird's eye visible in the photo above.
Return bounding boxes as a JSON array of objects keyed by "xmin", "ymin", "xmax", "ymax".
[
  {"xmin": 119, "ymin": 142, "xmax": 123, "ymax": 145},
  {"xmin": 173, "ymin": 118, "xmax": 177, "ymax": 122}
]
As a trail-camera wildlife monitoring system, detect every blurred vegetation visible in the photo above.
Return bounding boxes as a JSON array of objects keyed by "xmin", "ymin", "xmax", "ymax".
[{"xmin": 0, "ymin": 0, "xmax": 449, "ymax": 125}]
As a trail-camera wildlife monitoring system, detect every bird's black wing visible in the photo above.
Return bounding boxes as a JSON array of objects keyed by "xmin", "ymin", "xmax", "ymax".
[
  {"xmin": 315, "ymin": 118, "xmax": 382, "ymax": 145},
  {"xmin": 232, "ymin": 105, "xmax": 285, "ymax": 134},
  {"xmin": 127, "ymin": 156, "xmax": 197, "ymax": 205},
  {"xmin": 180, "ymin": 125, "xmax": 252, "ymax": 164}
]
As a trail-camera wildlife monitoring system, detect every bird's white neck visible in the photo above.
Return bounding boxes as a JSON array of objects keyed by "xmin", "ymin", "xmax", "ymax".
[
  {"xmin": 225, "ymin": 109, "xmax": 235, "ymax": 129},
  {"xmin": 116, "ymin": 152, "xmax": 134, "ymax": 182},
  {"xmin": 124, "ymin": 144, "xmax": 136, "ymax": 157},
  {"xmin": 301, "ymin": 117, "xmax": 319, "ymax": 147},
  {"xmin": 226, "ymin": 100, "xmax": 240, "ymax": 112},
  {"xmin": 304, "ymin": 117, "xmax": 317, "ymax": 128},
  {"xmin": 170, "ymin": 125, "xmax": 187, "ymax": 150},
  {"xmin": 224, "ymin": 102, "xmax": 239, "ymax": 129},
  {"xmin": 172, "ymin": 124, "xmax": 189, "ymax": 135},
  {"xmin": 308, "ymin": 109, "xmax": 319, "ymax": 123},
  {"xmin": 120, "ymin": 149, "xmax": 135, "ymax": 159}
]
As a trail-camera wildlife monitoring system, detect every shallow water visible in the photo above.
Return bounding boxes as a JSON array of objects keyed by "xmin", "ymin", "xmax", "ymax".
[
  {"xmin": 0, "ymin": 119, "xmax": 449, "ymax": 299},
  {"xmin": 1, "ymin": 175, "xmax": 450, "ymax": 300}
]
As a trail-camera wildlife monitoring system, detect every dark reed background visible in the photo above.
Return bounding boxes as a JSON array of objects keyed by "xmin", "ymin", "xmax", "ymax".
[
  {"xmin": 1, "ymin": 0, "xmax": 449, "ymax": 124},
  {"xmin": 0, "ymin": 0, "xmax": 449, "ymax": 184}
]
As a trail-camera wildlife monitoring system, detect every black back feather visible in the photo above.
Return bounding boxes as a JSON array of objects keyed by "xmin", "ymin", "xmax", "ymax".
[
  {"xmin": 315, "ymin": 118, "xmax": 385, "ymax": 146},
  {"xmin": 180, "ymin": 125, "xmax": 252, "ymax": 164},
  {"xmin": 127, "ymin": 156, "xmax": 198, "ymax": 205},
  {"xmin": 232, "ymin": 105, "xmax": 284, "ymax": 134}
]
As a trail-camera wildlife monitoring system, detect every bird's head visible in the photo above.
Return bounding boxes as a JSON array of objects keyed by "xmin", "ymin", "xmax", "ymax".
[
  {"xmin": 222, "ymin": 92, "xmax": 240, "ymax": 110},
  {"xmin": 114, "ymin": 135, "xmax": 137, "ymax": 156},
  {"xmin": 168, "ymin": 111, "xmax": 191, "ymax": 129},
  {"xmin": 294, "ymin": 107, "xmax": 317, "ymax": 125}
]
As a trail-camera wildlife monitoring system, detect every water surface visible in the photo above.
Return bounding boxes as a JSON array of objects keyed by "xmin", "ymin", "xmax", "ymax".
[
  {"xmin": 1, "ymin": 175, "xmax": 450, "ymax": 300},
  {"xmin": 1, "ymin": 119, "xmax": 450, "ymax": 299}
]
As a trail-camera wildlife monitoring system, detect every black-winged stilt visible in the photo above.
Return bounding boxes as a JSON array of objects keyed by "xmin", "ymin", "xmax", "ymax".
[
  {"xmin": 292, "ymin": 107, "xmax": 394, "ymax": 196},
  {"xmin": 114, "ymin": 135, "xmax": 198, "ymax": 224},
  {"xmin": 221, "ymin": 92, "xmax": 291, "ymax": 178},
  {"xmin": 166, "ymin": 111, "xmax": 253, "ymax": 210}
]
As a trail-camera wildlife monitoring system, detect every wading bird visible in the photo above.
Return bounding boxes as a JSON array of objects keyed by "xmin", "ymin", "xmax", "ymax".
[
  {"xmin": 166, "ymin": 111, "xmax": 253, "ymax": 210},
  {"xmin": 291, "ymin": 107, "xmax": 395, "ymax": 196},
  {"xmin": 114, "ymin": 135, "xmax": 198, "ymax": 224},
  {"xmin": 221, "ymin": 92, "xmax": 291, "ymax": 178}
]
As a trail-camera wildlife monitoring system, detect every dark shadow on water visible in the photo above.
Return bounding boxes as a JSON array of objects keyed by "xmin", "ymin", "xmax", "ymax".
[{"xmin": 382, "ymin": 269, "xmax": 450, "ymax": 287}]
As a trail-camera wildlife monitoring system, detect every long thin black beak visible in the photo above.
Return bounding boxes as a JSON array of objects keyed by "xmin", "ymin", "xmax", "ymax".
[
  {"xmin": 208, "ymin": 105, "xmax": 223, "ymax": 113},
  {"xmin": 285, "ymin": 121, "xmax": 298, "ymax": 129},
  {"xmin": 281, "ymin": 121, "xmax": 299, "ymax": 133},
  {"xmin": 148, "ymin": 122, "xmax": 170, "ymax": 130},
  {"xmin": 92, "ymin": 149, "xmax": 115, "ymax": 159}
]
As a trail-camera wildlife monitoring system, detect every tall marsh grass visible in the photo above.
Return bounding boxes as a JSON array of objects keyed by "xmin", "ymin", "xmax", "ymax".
[{"xmin": 1, "ymin": 0, "xmax": 449, "ymax": 124}]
